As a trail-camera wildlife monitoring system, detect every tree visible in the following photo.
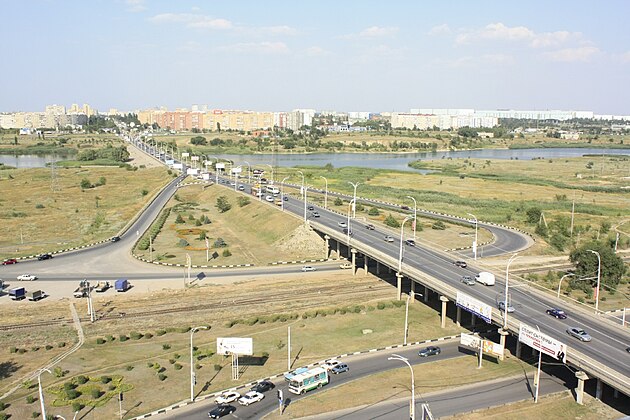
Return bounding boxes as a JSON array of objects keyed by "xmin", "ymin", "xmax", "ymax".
[
  {"xmin": 80, "ymin": 178, "xmax": 92, "ymax": 189},
  {"xmin": 384, "ymin": 214, "xmax": 400, "ymax": 228},
  {"xmin": 190, "ymin": 136, "xmax": 207, "ymax": 146},
  {"xmin": 334, "ymin": 197, "xmax": 343, "ymax": 206},
  {"xmin": 175, "ymin": 214, "xmax": 185, "ymax": 224},
  {"xmin": 569, "ymin": 242, "xmax": 626, "ymax": 291},
  {"xmin": 216, "ymin": 196, "xmax": 231, "ymax": 213},
  {"xmin": 526, "ymin": 207, "xmax": 542, "ymax": 224}
]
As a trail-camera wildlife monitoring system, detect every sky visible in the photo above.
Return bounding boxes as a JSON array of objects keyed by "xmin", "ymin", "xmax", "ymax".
[{"xmin": 2, "ymin": 0, "xmax": 630, "ymax": 114}]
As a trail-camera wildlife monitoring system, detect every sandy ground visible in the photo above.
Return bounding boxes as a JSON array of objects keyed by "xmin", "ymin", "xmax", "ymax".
[{"xmin": 126, "ymin": 142, "xmax": 163, "ymax": 168}]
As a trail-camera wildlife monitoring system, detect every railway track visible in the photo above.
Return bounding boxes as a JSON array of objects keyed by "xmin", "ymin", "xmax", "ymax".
[{"xmin": 0, "ymin": 282, "xmax": 392, "ymax": 331}]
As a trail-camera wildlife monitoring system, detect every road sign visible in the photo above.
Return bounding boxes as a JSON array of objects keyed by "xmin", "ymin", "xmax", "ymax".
[{"xmin": 519, "ymin": 323, "xmax": 566, "ymax": 363}]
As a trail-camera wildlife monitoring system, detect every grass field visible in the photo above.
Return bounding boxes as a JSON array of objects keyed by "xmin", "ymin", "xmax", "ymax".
[
  {"xmin": 0, "ymin": 273, "xmax": 465, "ymax": 419},
  {"xmin": 0, "ymin": 165, "xmax": 172, "ymax": 259}
]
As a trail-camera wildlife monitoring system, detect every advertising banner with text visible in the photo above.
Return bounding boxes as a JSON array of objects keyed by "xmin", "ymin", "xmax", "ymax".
[
  {"xmin": 519, "ymin": 323, "xmax": 566, "ymax": 363},
  {"xmin": 456, "ymin": 291, "xmax": 492, "ymax": 323}
]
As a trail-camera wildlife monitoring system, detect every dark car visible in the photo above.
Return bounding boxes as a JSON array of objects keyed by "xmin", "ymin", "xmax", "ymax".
[
  {"xmin": 342, "ymin": 228, "xmax": 353, "ymax": 236},
  {"xmin": 250, "ymin": 380, "xmax": 275, "ymax": 393},
  {"xmin": 546, "ymin": 308, "xmax": 568, "ymax": 319},
  {"xmin": 418, "ymin": 346, "xmax": 441, "ymax": 357},
  {"xmin": 38, "ymin": 254, "xmax": 53, "ymax": 261},
  {"xmin": 312, "ymin": 211, "xmax": 320, "ymax": 218},
  {"xmin": 454, "ymin": 260, "xmax": 467, "ymax": 268},
  {"xmin": 405, "ymin": 239, "xmax": 415, "ymax": 246},
  {"xmin": 283, "ymin": 196, "xmax": 289, "ymax": 201},
  {"xmin": 401, "ymin": 205, "xmax": 410, "ymax": 210},
  {"xmin": 2, "ymin": 258, "xmax": 18, "ymax": 265},
  {"xmin": 307, "ymin": 205, "xmax": 314, "ymax": 211},
  {"xmin": 111, "ymin": 236, "xmax": 121, "ymax": 243},
  {"xmin": 208, "ymin": 405, "xmax": 236, "ymax": 419},
  {"xmin": 331, "ymin": 363, "xmax": 349, "ymax": 374},
  {"xmin": 366, "ymin": 224, "xmax": 375, "ymax": 230}
]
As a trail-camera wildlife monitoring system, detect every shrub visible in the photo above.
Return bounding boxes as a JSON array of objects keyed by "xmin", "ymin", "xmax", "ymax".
[
  {"xmin": 76, "ymin": 376, "xmax": 88, "ymax": 384},
  {"xmin": 368, "ymin": 207, "xmax": 380, "ymax": 216},
  {"xmin": 26, "ymin": 395, "xmax": 36, "ymax": 404},
  {"xmin": 106, "ymin": 335, "xmax": 115, "ymax": 342},
  {"xmin": 214, "ymin": 364, "xmax": 222, "ymax": 371},
  {"xmin": 130, "ymin": 332, "xmax": 143, "ymax": 340},
  {"xmin": 169, "ymin": 359, "xmax": 176, "ymax": 364},
  {"xmin": 119, "ymin": 335, "xmax": 128, "ymax": 342},
  {"xmin": 0, "ymin": 413, "xmax": 8, "ymax": 420},
  {"xmin": 17, "ymin": 349, "xmax": 26, "ymax": 354},
  {"xmin": 175, "ymin": 214, "xmax": 185, "ymax": 224},
  {"xmin": 162, "ymin": 344, "xmax": 171, "ymax": 350},
  {"xmin": 9, "ymin": 347, "xmax": 17, "ymax": 354},
  {"xmin": 58, "ymin": 342, "xmax": 66, "ymax": 348},
  {"xmin": 96, "ymin": 338, "xmax": 106, "ymax": 345},
  {"xmin": 141, "ymin": 189, "xmax": 149, "ymax": 196},
  {"xmin": 31, "ymin": 412, "xmax": 39, "ymax": 418},
  {"xmin": 35, "ymin": 203, "xmax": 45, "ymax": 209},
  {"xmin": 100, "ymin": 376, "xmax": 111, "ymax": 384},
  {"xmin": 384, "ymin": 214, "xmax": 400, "ymax": 228},
  {"xmin": 66, "ymin": 389, "xmax": 80, "ymax": 399},
  {"xmin": 377, "ymin": 302, "xmax": 386, "ymax": 310},
  {"xmin": 156, "ymin": 329, "xmax": 167, "ymax": 336},
  {"xmin": 431, "ymin": 220, "xmax": 446, "ymax": 230},
  {"xmin": 158, "ymin": 374, "xmax": 167, "ymax": 381},
  {"xmin": 174, "ymin": 363, "xmax": 183, "ymax": 370},
  {"xmin": 237, "ymin": 196, "xmax": 251, "ymax": 207},
  {"xmin": 334, "ymin": 197, "xmax": 343, "ymax": 206},
  {"xmin": 90, "ymin": 389, "xmax": 102, "ymax": 399},
  {"xmin": 53, "ymin": 367, "xmax": 64, "ymax": 378},
  {"xmin": 222, "ymin": 249, "xmax": 232, "ymax": 257},
  {"xmin": 144, "ymin": 333, "xmax": 153, "ymax": 339},
  {"xmin": 72, "ymin": 401, "xmax": 84, "ymax": 412},
  {"xmin": 0, "ymin": 401, "xmax": 7, "ymax": 411},
  {"xmin": 125, "ymin": 365, "xmax": 134, "ymax": 371}
]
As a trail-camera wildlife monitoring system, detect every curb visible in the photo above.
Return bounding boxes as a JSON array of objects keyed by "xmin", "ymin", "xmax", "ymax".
[{"xmin": 129, "ymin": 334, "xmax": 462, "ymax": 419}]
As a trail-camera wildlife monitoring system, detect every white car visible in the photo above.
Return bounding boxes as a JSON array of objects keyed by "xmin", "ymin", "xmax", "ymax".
[
  {"xmin": 338, "ymin": 221, "xmax": 347, "ymax": 228},
  {"xmin": 265, "ymin": 195, "xmax": 274, "ymax": 202},
  {"xmin": 214, "ymin": 390, "xmax": 240, "ymax": 405},
  {"xmin": 238, "ymin": 391, "xmax": 264, "ymax": 406},
  {"xmin": 384, "ymin": 235, "xmax": 394, "ymax": 243},
  {"xmin": 302, "ymin": 266, "xmax": 316, "ymax": 272},
  {"xmin": 17, "ymin": 274, "xmax": 37, "ymax": 281},
  {"xmin": 322, "ymin": 359, "xmax": 341, "ymax": 370}
]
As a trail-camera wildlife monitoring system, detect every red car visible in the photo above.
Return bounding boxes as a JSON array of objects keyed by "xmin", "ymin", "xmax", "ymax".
[{"xmin": 2, "ymin": 258, "xmax": 17, "ymax": 265}]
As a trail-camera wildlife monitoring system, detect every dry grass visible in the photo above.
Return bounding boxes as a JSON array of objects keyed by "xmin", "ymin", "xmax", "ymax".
[{"xmin": 0, "ymin": 166, "xmax": 172, "ymax": 259}]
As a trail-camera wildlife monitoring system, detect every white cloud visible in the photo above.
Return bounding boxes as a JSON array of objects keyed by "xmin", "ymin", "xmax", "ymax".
[
  {"xmin": 613, "ymin": 51, "xmax": 630, "ymax": 63},
  {"xmin": 544, "ymin": 46, "xmax": 599, "ymax": 62},
  {"xmin": 428, "ymin": 24, "xmax": 451, "ymax": 36},
  {"xmin": 304, "ymin": 46, "xmax": 330, "ymax": 56},
  {"xmin": 126, "ymin": 0, "xmax": 146, "ymax": 13},
  {"xmin": 149, "ymin": 13, "xmax": 233, "ymax": 30},
  {"xmin": 456, "ymin": 22, "xmax": 581, "ymax": 49},
  {"xmin": 261, "ymin": 25, "xmax": 298, "ymax": 36},
  {"xmin": 431, "ymin": 53, "xmax": 514, "ymax": 68},
  {"xmin": 358, "ymin": 26, "xmax": 399, "ymax": 38},
  {"xmin": 218, "ymin": 42, "xmax": 289, "ymax": 55}
]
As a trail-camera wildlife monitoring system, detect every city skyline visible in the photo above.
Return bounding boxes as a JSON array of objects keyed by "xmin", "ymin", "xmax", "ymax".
[{"xmin": 1, "ymin": 0, "xmax": 629, "ymax": 114}]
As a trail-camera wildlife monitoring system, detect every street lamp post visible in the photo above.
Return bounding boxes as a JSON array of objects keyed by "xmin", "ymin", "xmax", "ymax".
[
  {"xmin": 303, "ymin": 185, "xmax": 310, "ymax": 224},
  {"xmin": 38, "ymin": 368, "xmax": 52, "ymax": 420},
  {"xmin": 347, "ymin": 199, "xmax": 355, "ymax": 245},
  {"xmin": 399, "ymin": 216, "xmax": 414, "ymax": 273},
  {"xmin": 190, "ymin": 326, "xmax": 208, "ymax": 402},
  {"xmin": 243, "ymin": 161, "xmax": 251, "ymax": 185},
  {"xmin": 587, "ymin": 249, "xmax": 602, "ymax": 312},
  {"xmin": 534, "ymin": 325, "xmax": 543, "ymax": 403},
  {"xmin": 503, "ymin": 253, "xmax": 520, "ymax": 330},
  {"xmin": 348, "ymin": 182, "xmax": 360, "ymax": 218},
  {"xmin": 406, "ymin": 196, "xmax": 417, "ymax": 241},
  {"xmin": 320, "ymin": 176, "xmax": 328, "ymax": 209},
  {"xmin": 297, "ymin": 171, "xmax": 305, "ymax": 200},
  {"xmin": 281, "ymin": 176, "xmax": 290, "ymax": 211},
  {"xmin": 266, "ymin": 164, "xmax": 274, "ymax": 185},
  {"xmin": 387, "ymin": 354, "xmax": 415, "ymax": 420},
  {"xmin": 557, "ymin": 273, "xmax": 574, "ymax": 298},
  {"xmin": 467, "ymin": 213, "xmax": 478, "ymax": 261},
  {"xmin": 404, "ymin": 292, "xmax": 423, "ymax": 345}
]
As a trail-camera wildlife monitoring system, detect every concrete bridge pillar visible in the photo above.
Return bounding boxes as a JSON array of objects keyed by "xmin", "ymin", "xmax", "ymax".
[
  {"xmin": 376, "ymin": 261, "xmax": 381, "ymax": 275},
  {"xmin": 575, "ymin": 371, "xmax": 589, "ymax": 405},
  {"xmin": 351, "ymin": 249, "xmax": 357, "ymax": 277},
  {"xmin": 498, "ymin": 329, "xmax": 509, "ymax": 361},
  {"xmin": 596, "ymin": 378, "xmax": 603, "ymax": 400},
  {"xmin": 363, "ymin": 255, "xmax": 369, "ymax": 276},
  {"xmin": 424, "ymin": 286, "xmax": 429, "ymax": 303},
  {"xmin": 324, "ymin": 235, "xmax": 330, "ymax": 259},
  {"xmin": 336, "ymin": 240, "xmax": 340, "ymax": 259},
  {"xmin": 439, "ymin": 295, "xmax": 449, "ymax": 328},
  {"xmin": 515, "ymin": 340, "xmax": 522, "ymax": 358},
  {"xmin": 471, "ymin": 313, "xmax": 476, "ymax": 328},
  {"xmin": 396, "ymin": 273, "xmax": 403, "ymax": 300},
  {"xmin": 410, "ymin": 280, "xmax": 416, "ymax": 303},
  {"xmin": 456, "ymin": 306, "xmax": 461, "ymax": 327}
]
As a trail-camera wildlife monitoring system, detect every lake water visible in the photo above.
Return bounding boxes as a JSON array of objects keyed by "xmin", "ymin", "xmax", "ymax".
[
  {"xmin": 216, "ymin": 148, "xmax": 630, "ymax": 173},
  {"xmin": 1, "ymin": 147, "xmax": 628, "ymax": 171}
]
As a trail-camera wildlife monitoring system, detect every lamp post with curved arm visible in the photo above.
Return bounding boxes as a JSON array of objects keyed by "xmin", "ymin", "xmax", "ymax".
[
  {"xmin": 587, "ymin": 249, "xmax": 601, "ymax": 312},
  {"xmin": 387, "ymin": 354, "xmax": 415, "ymax": 420},
  {"xmin": 404, "ymin": 291, "xmax": 423, "ymax": 345},
  {"xmin": 467, "ymin": 213, "xmax": 478, "ymax": 260},
  {"xmin": 406, "ymin": 196, "xmax": 417, "ymax": 241},
  {"xmin": 190, "ymin": 326, "xmax": 208, "ymax": 401},
  {"xmin": 557, "ymin": 273, "xmax": 574, "ymax": 298},
  {"xmin": 297, "ymin": 170, "xmax": 305, "ymax": 200},
  {"xmin": 281, "ymin": 176, "xmax": 290, "ymax": 211},
  {"xmin": 348, "ymin": 182, "xmax": 360, "ymax": 218},
  {"xmin": 38, "ymin": 368, "xmax": 52, "ymax": 420},
  {"xmin": 347, "ymin": 199, "xmax": 355, "ymax": 245},
  {"xmin": 503, "ymin": 253, "xmax": 520, "ymax": 331},
  {"xmin": 265, "ymin": 164, "xmax": 274, "ymax": 185},
  {"xmin": 303, "ymin": 185, "xmax": 310, "ymax": 224},
  {"xmin": 320, "ymin": 176, "xmax": 328, "ymax": 209},
  {"xmin": 399, "ymin": 216, "xmax": 414, "ymax": 273},
  {"xmin": 243, "ymin": 161, "xmax": 251, "ymax": 184}
]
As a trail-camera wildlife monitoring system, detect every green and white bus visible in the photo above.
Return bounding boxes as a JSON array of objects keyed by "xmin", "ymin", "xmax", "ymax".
[{"xmin": 288, "ymin": 367, "xmax": 329, "ymax": 395}]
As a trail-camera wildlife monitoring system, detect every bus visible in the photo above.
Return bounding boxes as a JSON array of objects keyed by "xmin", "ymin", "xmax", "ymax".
[{"xmin": 288, "ymin": 367, "xmax": 329, "ymax": 395}]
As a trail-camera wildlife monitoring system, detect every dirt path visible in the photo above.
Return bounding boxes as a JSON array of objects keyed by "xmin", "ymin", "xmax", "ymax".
[{"xmin": 126, "ymin": 142, "xmax": 163, "ymax": 168}]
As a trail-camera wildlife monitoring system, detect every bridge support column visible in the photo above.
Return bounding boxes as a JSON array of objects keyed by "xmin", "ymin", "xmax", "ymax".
[
  {"xmin": 515, "ymin": 340, "xmax": 522, "ymax": 358},
  {"xmin": 575, "ymin": 371, "xmax": 589, "ymax": 405},
  {"xmin": 424, "ymin": 286, "xmax": 429, "ymax": 303},
  {"xmin": 376, "ymin": 261, "xmax": 381, "ymax": 275},
  {"xmin": 596, "ymin": 378, "xmax": 603, "ymax": 400},
  {"xmin": 471, "ymin": 314, "xmax": 476, "ymax": 328},
  {"xmin": 336, "ymin": 241, "xmax": 340, "ymax": 259},
  {"xmin": 396, "ymin": 273, "xmax": 403, "ymax": 300},
  {"xmin": 614, "ymin": 389, "xmax": 619, "ymax": 398},
  {"xmin": 324, "ymin": 235, "xmax": 330, "ymax": 259},
  {"xmin": 410, "ymin": 280, "xmax": 416, "ymax": 304},
  {"xmin": 456, "ymin": 306, "xmax": 461, "ymax": 327},
  {"xmin": 351, "ymin": 249, "xmax": 357, "ymax": 277},
  {"xmin": 498, "ymin": 329, "xmax": 509, "ymax": 361},
  {"xmin": 363, "ymin": 255, "xmax": 369, "ymax": 276},
  {"xmin": 439, "ymin": 296, "xmax": 449, "ymax": 328},
  {"xmin": 531, "ymin": 346, "xmax": 537, "ymax": 356}
]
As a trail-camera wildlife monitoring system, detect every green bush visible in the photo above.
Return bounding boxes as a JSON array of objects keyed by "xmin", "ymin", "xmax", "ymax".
[
  {"xmin": 72, "ymin": 401, "xmax": 84, "ymax": 412},
  {"xmin": 158, "ymin": 374, "xmax": 167, "ymax": 381},
  {"xmin": 384, "ymin": 213, "xmax": 400, "ymax": 228},
  {"xmin": 96, "ymin": 338, "xmax": 106, "ymax": 345},
  {"xmin": 0, "ymin": 413, "xmax": 8, "ymax": 420},
  {"xmin": 144, "ymin": 333, "xmax": 153, "ymax": 339},
  {"xmin": 66, "ymin": 389, "xmax": 80, "ymax": 399},
  {"xmin": 162, "ymin": 343, "xmax": 171, "ymax": 350},
  {"xmin": 9, "ymin": 347, "xmax": 17, "ymax": 354},
  {"xmin": 45, "ymin": 345, "xmax": 53, "ymax": 350},
  {"xmin": 222, "ymin": 249, "xmax": 232, "ymax": 257},
  {"xmin": 174, "ymin": 363, "xmax": 183, "ymax": 370},
  {"xmin": 76, "ymin": 376, "xmax": 89, "ymax": 384},
  {"xmin": 100, "ymin": 376, "xmax": 111, "ymax": 384},
  {"xmin": 53, "ymin": 367, "xmax": 64, "ymax": 378},
  {"xmin": 214, "ymin": 364, "xmax": 222, "ymax": 371},
  {"xmin": 31, "ymin": 412, "xmax": 39, "ymax": 419},
  {"xmin": 130, "ymin": 332, "xmax": 143, "ymax": 340},
  {"xmin": 126, "ymin": 365, "xmax": 134, "ymax": 371},
  {"xmin": 431, "ymin": 220, "xmax": 446, "ymax": 230},
  {"xmin": 119, "ymin": 335, "xmax": 128, "ymax": 342},
  {"xmin": 334, "ymin": 197, "xmax": 343, "ymax": 206},
  {"xmin": 35, "ymin": 203, "xmax": 45, "ymax": 209},
  {"xmin": 26, "ymin": 395, "xmax": 36, "ymax": 404},
  {"xmin": 169, "ymin": 359, "xmax": 176, "ymax": 364},
  {"xmin": 90, "ymin": 389, "xmax": 102, "ymax": 399},
  {"xmin": 377, "ymin": 302, "xmax": 386, "ymax": 310},
  {"xmin": 58, "ymin": 342, "xmax": 66, "ymax": 348},
  {"xmin": 368, "ymin": 207, "xmax": 380, "ymax": 216},
  {"xmin": 0, "ymin": 401, "xmax": 7, "ymax": 411},
  {"xmin": 63, "ymin": 382, "xmax": 75, "ymax": 392},
  {"xmin": 156, "ymin": 329, "xmax": 167, "ymax": 336}
]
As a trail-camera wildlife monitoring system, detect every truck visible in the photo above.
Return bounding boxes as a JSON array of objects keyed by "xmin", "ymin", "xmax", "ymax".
[
  {"xmin": 9, "ymin": 287, "xmax": 26, "ymax": 301},
  {"xmin": 115, "ymin": 278, "xmax": 129, "ymax": 292},
  {"xmin": 28, "ymin": 290, "xmax": 45, "ymax": 301},
  {"xmin": 475, "ymin": 272, "xmax": 496, "ymax": 286},
  {"xmin": 95, "ymin": 281, "xmax": 110, "ymax": 293}
]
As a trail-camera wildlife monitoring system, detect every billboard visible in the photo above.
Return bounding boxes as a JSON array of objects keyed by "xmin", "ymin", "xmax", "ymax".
[
  {"xmin": 216, "ymin": 163, "xmax": 225, "ymax": 170},
  {"xmin": 231, "ymin": 167, "xmax": 242, "ymax": 174},
  {"xmin": 181, "ymin": 152, "xmax": 190, "ymax": 158},
  {"xmin": 456, "ymin": 291, "xmax": 492, "ymax": 323},
  {"xmin": 173, "ymin": 163, "xmax": 183, "ymax": 170},
  {"xmin": 460, "ymin": 333, "xmax": 481, "ymax": 349},
  {"xmin": 461, "ymin": 334, "xmax": 504, "ymax": 357},
  {"xmin": 191, "ymin": 156, "xmax": 199, "ymax": 161},
  {"xmin": 519, "ymin": 323, "xmax": 566, "ymax": 363},
  {"xmin": 217, "ymin": 337, "xmax": 253, "ymax": 355}
]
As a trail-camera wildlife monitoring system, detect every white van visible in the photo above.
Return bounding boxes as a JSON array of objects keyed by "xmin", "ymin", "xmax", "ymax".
[
  {"xmin": 267, "ymin": 185, "xmax": 280, "ymax": 195},
  {"xmin": 475, "ymin": 272, "xmax": 496, "ymax": 286}
]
